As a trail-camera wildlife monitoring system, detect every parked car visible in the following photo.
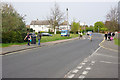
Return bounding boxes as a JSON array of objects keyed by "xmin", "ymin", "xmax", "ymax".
[{"xmin": 41, "ymin": 33, "xmax": 52, "ymax": 36}]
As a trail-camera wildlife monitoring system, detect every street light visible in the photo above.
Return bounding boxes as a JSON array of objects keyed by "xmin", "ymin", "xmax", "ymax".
[
  {"xmin": 66, "ymin": 8, "xmax": 68, "ymax": 30},
  {"xmin": 98, "ymin": 26, "xmax": 99, "ymax": 33}
]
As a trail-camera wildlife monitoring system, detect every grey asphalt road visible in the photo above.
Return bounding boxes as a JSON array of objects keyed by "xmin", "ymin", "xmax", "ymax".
[{"xmin": 2, "ymin": 33, "xmax": 103, "ymax": 78}]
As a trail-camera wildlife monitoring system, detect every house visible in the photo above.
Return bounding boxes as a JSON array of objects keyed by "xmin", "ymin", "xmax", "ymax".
[
  {"xmin": 26, "ymin": 25, "xmax": 30, "ymax": 28},
  {"xmin": 59, "ymin": 21, "xmax": 71, "ymax": 31},
  {"xmin": 30, "ymin": 20, "xmax": 52, "ymax": 32}
]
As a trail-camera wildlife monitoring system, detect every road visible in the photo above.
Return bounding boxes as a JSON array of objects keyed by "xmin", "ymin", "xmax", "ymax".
[{"xmin": 2, "ymin": 33, "xmax": 103, "ymax": 78}]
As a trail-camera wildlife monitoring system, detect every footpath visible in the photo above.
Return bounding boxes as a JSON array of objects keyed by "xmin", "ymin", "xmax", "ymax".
[
  {"xmin": 1, "ymin": 37, "xmax": 79, "ymax": 55},
  {"xmin": 65, "ymin": 39, "xmax": 119, "ymax": 79}
]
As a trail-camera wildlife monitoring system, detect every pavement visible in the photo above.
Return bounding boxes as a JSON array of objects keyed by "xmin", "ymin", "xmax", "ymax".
[{"xmin": 1, "ymin": 37, "xmax": 80, "ymax": 55}]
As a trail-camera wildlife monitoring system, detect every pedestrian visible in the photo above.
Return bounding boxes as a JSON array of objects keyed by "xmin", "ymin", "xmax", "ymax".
[
  {"xmin": 112, "ymin": 32, "xmax": 115, "ymax": 39},
  {"xmin": 79, "ymin": 32, "xmax": 83, "ymax": 39},
  {"xmin": 104, "ymin": 32, "xmax": 108, "ymax": 40},
  {"xmin": 24, "ymin": 32, "xmax": 31, "ymax": 46},
  {"xmin": 107, "ymin": 32, "xmax": 111, "ymax": 41},
  {"xmin": 37, "ymin": 31, "xmax": 42, "ymax": 46}
]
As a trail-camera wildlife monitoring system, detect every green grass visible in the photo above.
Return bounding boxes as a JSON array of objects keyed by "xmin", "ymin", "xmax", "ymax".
[
  {"xmin": 114, "ymin": 38, "xmax": 120, "ymax": 46},
  {"xmin": 1, "ymin": 34, "xmax": 79, "ymax": 47}
]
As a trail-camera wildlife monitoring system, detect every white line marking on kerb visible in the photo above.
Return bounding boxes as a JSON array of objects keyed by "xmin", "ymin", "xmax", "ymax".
[
  {"xmin": 82, "ymin": 71, "xmax": 89, "ymax": 75},
  {"xmin": 72, "ymin": 69, "xmax": 79, "ymax": 73},
  {"xmin": 67, "ymin": 74, "xmax": 75, "ymax": 78}
]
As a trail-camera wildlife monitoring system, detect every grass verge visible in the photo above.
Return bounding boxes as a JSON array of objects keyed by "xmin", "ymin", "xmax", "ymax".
[{"xmin": 114, "ymin": 38, "xmax": 120, "ymax": 46}]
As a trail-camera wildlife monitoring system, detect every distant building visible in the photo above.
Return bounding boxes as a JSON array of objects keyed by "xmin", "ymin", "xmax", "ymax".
[
  {"xmin": 30, "ymin": 20, "xmax": 52, "ymax": 32},
  {"xmin": 59, "ymin": 21, "xmax": 71, "ymax": 31},
  {"xmin": 26, "ymin": 25, "xmax": 30, "ymax": 28}
]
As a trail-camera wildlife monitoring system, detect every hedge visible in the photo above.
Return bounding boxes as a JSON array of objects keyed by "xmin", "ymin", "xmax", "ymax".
[{"xmin": 2, "ymin": 31, "xmax": 27, "ymax": 43}]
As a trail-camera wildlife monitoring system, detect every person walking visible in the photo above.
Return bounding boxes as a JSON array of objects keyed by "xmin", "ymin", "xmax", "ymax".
[
  {"xmin": 104, "ymin": 32, "xmax": 108, "ymax": 40},
  {"xmin": 108, "ymin": 32, "xmax": 111, "ymax": 41},
  {"xmin": 24, "ymin": 32, "xmax": 31, "ymax": 46},
  {"xmin": 79, "ymin": 32, "xmax": 83, "ymax": 39},
  {"xmin": 37, "ymin": 31, "xmax": 42, "ymax": 46}
]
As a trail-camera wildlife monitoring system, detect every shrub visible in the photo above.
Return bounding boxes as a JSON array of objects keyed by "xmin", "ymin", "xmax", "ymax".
[
  {"xmin": 2, "ymin": 31, "xmax": 26, "ymax": 43},
  {"xmin": 56, "ymin": 31, "xmax": 61, "ymax": 34}
]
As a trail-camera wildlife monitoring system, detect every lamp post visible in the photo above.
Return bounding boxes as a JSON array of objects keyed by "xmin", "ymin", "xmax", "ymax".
[
  {"xmin": 98, "ymin": 26, "xmax": 99, "ymax": 33},
  {"xmin": 66, "ymin": 8, "xmax": 68, "ymax": 30}
]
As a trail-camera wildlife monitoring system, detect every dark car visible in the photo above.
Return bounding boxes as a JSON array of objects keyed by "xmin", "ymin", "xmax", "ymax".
[{"xmin": 41, "ymin": 33, "xmax": 52, "ymax": 36}]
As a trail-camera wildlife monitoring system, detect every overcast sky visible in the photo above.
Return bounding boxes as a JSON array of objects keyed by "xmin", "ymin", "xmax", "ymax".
[{"xmin": 1, "ymin": 0, "xmax": 119, "ymax": 26}]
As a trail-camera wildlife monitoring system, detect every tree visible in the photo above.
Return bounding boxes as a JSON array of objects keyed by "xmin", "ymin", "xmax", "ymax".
[
  {"xmin": 48, "ymin": 3, "xmax": 64, "ymax": 34},
  {"xmin": 94, "ymin": 21, "xmax": 105, "ymax": 32},
  {"xmin": 71, "ymin": 21, "xmax": 79, "ymax": 34},
  {"xmin": 2, "ymin": 3, "xmax": 26, "ymax": 32},
  {"xmin": 2, "ymin": 3, "xmax": 27, "ymax": 43},
  {"xmin": 106, "ymin": 6, "xmax": 118, "ymax": 31}
]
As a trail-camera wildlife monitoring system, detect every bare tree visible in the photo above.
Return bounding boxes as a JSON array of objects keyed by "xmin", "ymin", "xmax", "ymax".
[
  {"xmin": 106, "ymin": 6, "xmax": 118, "ymax": 31},
  {"xmin": 48, "ymin": 2, "xmax": 64, "ymax": 34}
]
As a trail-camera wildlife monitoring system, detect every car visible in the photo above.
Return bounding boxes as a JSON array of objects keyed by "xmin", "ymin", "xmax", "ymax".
[{"xmin": 41, "ymin": 33, "xmax": 52, "ymax": 36}]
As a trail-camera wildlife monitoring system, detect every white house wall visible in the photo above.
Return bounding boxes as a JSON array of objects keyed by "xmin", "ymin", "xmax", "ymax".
[
  {"xmin": 30, "ymin": 25, "xmax": 50, "ymax": 32},
  {"xmin": 59, "ymin": 25, "xmax": 71, "ymax": 31}
]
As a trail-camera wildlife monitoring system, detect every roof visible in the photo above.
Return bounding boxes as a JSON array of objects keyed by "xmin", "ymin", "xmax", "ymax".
[
  {"xmin": 60, "ymin": 21, "xmax": 69, "ymax": 25},
  {"xmin": 30, "ymin": 20, "xmax": 50, "ymax": 25}
]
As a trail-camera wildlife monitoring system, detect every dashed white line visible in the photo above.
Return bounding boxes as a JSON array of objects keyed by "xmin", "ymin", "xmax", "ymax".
[
  {"xmin": 77, "ymin": 66, "xmax": 83, "ymax": 69},
  {"xmin": 91, "ymin": 61, "xmax": 95, "ymax": 64},
  {"xmin": 82, "ymin": 71, "xmax": 89, "ymax": 75},
  {"xmin": 72, "ymin": 69, "xmax": 79, "ymax": 73},
  {"xmin": 85, "ymin": 67, "xmax": 91, "ymax": 70},
  {"xmin": 67, "ymin": 74, "xmax": 75, "ymax": 78},
  {"xmin": 79, "ymin": 75, "xmax": 85, "ymax": 78},
  {"xmin": 81, "ymin": 62, "xmax": 86, "ymax": 65}
]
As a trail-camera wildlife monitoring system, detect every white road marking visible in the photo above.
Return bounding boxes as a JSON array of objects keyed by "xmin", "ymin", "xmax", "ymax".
[
  {"xmin": 96, "ymin": 53, "xmax": 117, "ymax": 58},
  {"xmin": 91, "ymin": 61, "xmax": 95, "ymax": 64},
  {"xmin": 77, "ymin": 66, "xmax": 83, "ymax": 69},
  {"xmin": 100, "ymin": 61, "xmax": 118, "ymax": 64},
  {"xmin": 86, "ymin": 67, "xmax": 91, "ymax": 70},
  {"xmin": 79, "ymin": 75, "xmax": 85, "ymax": 78},
  {"xmin": 82, "ymin": 71, "xmax": 89, "ymax": 75},
  {"xmin": 67, "ymin": 74, "xmax": 75, "ymax": 78},
  {"xmin": 81, "ymin": 62, "xmax": 86, "ymax": 65},
  {"xmin": 72, "ymin": 69, "xmax": 79, "ymax": 73},
  {"xmin": 83, "ymin": 59, "xmax": 88, "ymax": 63}
]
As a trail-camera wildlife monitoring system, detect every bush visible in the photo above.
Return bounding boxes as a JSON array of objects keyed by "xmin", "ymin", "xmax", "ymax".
[
  {"xmin": 2, "ymin": 31, "xmax": 26, "ymax": 43},
  {"xmin": 49, "ymin": 32, "xmax": 54, "ymax": 34},
  {"xmin": 56, "ymin": 31, "xmax": 61, "ymax": 34}
]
